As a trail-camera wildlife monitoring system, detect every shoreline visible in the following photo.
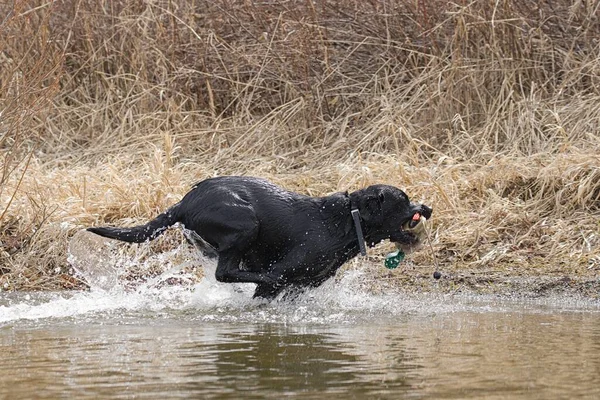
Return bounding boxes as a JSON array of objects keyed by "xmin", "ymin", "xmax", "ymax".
[
  {"xmin": 355, "ymin": 258, "xmax": 600, "ymax": 302},
  {"xmin": 2, "ymin": 228, "xmax": 599, "ymax": 301}
]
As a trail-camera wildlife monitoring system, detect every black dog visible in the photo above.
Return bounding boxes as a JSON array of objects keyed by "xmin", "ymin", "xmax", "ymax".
[{"xmin": 88, "ymin": 176, "xmax": 432, "ymax": 299}]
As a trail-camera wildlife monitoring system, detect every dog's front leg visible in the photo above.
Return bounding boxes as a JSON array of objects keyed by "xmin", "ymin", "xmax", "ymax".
[{"xmin": 214, "ymin": 251, "xmax": 278, "ymax": 286}]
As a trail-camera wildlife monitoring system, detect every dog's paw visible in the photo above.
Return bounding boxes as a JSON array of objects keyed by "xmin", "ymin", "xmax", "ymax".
[{"xmin": 258, "ymin": 273, "xmax": 280, "ymax": 286}]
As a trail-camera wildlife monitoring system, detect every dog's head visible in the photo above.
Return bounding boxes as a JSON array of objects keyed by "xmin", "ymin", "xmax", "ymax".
[{"xmin": 351, "ymin": 184, "xmax": 432, "ymax": 252}]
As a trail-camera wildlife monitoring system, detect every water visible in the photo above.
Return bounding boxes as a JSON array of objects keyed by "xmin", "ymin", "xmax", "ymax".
[
  {"xmin": 1, "ymin": 232, "xmax": 599, "ymax": 398},
  {"xmin": 1, "ymin": 268, "xmax": 599, "ymax": 400}
]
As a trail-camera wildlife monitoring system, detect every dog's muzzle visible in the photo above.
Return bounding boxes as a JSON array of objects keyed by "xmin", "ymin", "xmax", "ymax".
[{"xmin": 395, "ymin": 208, "xmax": 430, "ymax": 253}]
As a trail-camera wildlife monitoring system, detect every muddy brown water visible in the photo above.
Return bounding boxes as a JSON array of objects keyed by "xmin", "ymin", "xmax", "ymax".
[{"xmin": 1, "ymin": 272, "xmax": 599, "ymax": 399}]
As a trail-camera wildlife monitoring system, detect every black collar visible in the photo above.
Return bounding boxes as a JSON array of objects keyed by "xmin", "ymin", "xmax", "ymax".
[{"xmin": 351, "ymin": 209, "xmax": 367, "ymax": 256}]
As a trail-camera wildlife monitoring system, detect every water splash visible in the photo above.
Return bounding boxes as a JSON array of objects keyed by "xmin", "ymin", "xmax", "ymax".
[
  {"xmin": 0, "ymin": 248, "xmax": 417, "ymax": 325},
  {"xmin": 1, "ymin": 231, "xmax": 598, "ymax": 325}
]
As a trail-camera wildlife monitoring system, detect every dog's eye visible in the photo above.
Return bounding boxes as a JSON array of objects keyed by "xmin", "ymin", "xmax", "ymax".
[{"xmin": 378, "ymin": 192, "xmax": 385, "ymax": 203}]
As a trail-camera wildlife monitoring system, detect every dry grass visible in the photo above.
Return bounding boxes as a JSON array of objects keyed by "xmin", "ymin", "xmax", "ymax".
[{"xmin": 1, "ymin": 0, "xmax": 599, "ymax": 291}]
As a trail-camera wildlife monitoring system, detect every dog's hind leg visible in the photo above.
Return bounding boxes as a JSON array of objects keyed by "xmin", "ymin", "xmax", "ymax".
[
  {"xmin": 252, "ymin": 283, "xmax": 285, "ymax": 300},
  {"xmin": 214, "ymin": 251, "xmax": 279, "ymax": 287}
]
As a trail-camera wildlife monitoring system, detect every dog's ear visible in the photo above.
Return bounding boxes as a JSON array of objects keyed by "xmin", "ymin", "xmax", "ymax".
[{"xmin": 357, "ymin": 187, "xmax": 385, "ymax": 222}]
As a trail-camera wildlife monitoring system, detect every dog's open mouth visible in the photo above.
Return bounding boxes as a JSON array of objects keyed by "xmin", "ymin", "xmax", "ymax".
[{"xmin": 394, "ymin": 212, "xmax": 428, "ymax": 254}]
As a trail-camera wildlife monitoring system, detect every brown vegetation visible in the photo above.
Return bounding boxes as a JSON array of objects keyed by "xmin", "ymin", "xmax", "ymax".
[{"xmin": 1, "ymin": 0, "xmax": 599, "ymax": 291}]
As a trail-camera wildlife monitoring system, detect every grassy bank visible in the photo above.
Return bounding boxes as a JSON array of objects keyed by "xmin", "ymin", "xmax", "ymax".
[{"xmin": 1, "ymin": 0, "xmax": 599, "ymax": 292}]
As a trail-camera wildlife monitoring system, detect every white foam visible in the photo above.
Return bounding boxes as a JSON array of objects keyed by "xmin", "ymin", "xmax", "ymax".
[
  {"xmin": 0, "ymin": 265, "xmax": 391, "ymax": 324},
  {"xmin": 2, "ymin": 232, "xmax": 598, "ymax": 325},
  {"xmin": 2, "ymin": 268, "xmax": 599, "ymax": 326}
]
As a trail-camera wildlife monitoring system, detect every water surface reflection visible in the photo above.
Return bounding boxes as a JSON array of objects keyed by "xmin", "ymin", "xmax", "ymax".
[{"xmin": 2, "ymin": 302, "xmax": 599, "ymax": 399}]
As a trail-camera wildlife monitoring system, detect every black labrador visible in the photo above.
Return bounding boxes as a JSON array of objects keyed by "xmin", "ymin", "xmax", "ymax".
[{"xmin": 88, "ymin": 176, "xmax": 432, "ymax": 299}]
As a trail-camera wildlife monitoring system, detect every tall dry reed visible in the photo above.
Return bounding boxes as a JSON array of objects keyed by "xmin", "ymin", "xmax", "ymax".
[{"xmin": 1, "ymin": 0, "xmax": 599, "ymax": 290}]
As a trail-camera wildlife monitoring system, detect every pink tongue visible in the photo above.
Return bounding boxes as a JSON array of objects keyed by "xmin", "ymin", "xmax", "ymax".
[{"xmin": 408, "ymin": 213, "xmax": 421, "ymax": 229}]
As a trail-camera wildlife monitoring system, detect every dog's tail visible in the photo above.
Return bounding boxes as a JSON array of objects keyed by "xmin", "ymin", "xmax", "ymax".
[{"xmin": 87, "ymin": 206, "xmax": 179, "ymax": 243}]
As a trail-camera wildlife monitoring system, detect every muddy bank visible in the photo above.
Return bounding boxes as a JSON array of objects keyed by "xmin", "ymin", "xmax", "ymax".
[{"xmin": 360, "ymin": 259, "xmax": 600, "ymax": 301}]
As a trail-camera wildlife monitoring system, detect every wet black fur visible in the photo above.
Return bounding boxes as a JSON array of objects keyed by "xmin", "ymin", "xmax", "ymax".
[{"xmin": 88, "ymin": 176, "xmax": 432, "ymax": 299}]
